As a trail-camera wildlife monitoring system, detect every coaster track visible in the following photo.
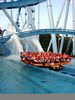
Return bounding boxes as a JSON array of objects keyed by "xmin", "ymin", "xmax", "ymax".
[
  {"xmin": 0, "ymin": 0, "xmax": 46, "ymax": 9},
  {"xmin": 0, "ymin": 28, "xmax": 75, "ymax": 43}
]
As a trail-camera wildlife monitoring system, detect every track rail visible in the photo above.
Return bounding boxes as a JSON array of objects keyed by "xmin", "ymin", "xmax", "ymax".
[{"xmin": 0, "ymin": 0, "xmax": 46, "ymax": 9}]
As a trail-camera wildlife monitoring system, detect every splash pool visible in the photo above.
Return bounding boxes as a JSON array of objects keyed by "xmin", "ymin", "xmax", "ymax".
[{"xmin": 0, "ymin": 55, "xmax": 75, "ymax": 94}]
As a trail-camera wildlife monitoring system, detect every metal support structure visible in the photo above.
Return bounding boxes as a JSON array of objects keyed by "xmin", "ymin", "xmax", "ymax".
[
  {"xmin": 10, "ymin": 9, "xmax": 13, "ymax": 27},
  {"xmin": 10, "ymin": 0, "xmax": 14, "ymax": 27},
  {"xmin": 3, "ymin": 9, "xmax": 24, "ymax": 54},
  {"xmin": 72, "ymin": 0, "xmax": 75, "ymax": 55},
  {"xmin": 26, "ymin": 6, "xmax": 36, "ymax": 30},
  {"xmin": 18, "ymin": 29, "xmax": 75, "ymax": 38},
  {"xmin": 65, "ymin": 36, "xmax": 73, "ymax": 53},
  {"xmin": 56, "ymin": 0, "xmax": 66, "ymax": 28},
  {"xmin": 22, "ymin": 6, "xmax": 43, "ymax": 52},
  {"xmin": 38, "ymin": 3, "xmax": 40, "ymax": 29},
  {"xmin": 47, "ymin": 0, "xmax": 66, "ymax": 52},
  {"xmin": 47, "ymin": 0, "xmax": 54, "ymax": 29},
  {"xmin": 16, "ymin": 8, "xmax": 21, "ymax": 27},
  {"xmin": 22, "ymin": 7, "xmax": 35, "ymax": 30},
  {"xmin": 47, "ymin": 39, "xmax": 52, "ymax": 52},
  {"xmin": 64, "ymin": 0, "xmax": 71, "ymax": 28},
  {"xmin": 47, "ymin": 0, "xmax": 58, "ymax": 53},
  {"xmin": 3, "ymin": 9, "xmax": 20, "ymax": 32},
  {"xmin": 0, "ymin": 0, "xmax": 46, "ymax": 9},
  {"xmin": 0, "ymin": 0, "xmax": 74, "ymax": 55},
  {"xmin": 59, "ymin": 0, "xmax": 71, "ymax": 54},
  {"xmin": 22, "ymin": 6, "xmax": 36, "ymax": 31}
]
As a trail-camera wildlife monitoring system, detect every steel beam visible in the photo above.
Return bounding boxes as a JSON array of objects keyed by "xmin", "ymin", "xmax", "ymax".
[
  {"xmin": 47, "ymin": 0, "xmax": 58, "ymax": 53},
  {"xmin": 59, "ymin": 0, "xmax": 71, "ymax": 54},
  {"xmin": 18, "ymin": 29, "xmax": 75, "ymax": 38},
  {"xmin": 0, "ymin": 0, "xmax": 46, "ymax": 9},
  {"xmin": 3, "ymin": 9, "xmax": 20, "ymax": 32}
]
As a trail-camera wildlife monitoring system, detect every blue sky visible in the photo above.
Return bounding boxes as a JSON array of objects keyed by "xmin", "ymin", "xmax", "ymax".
[
  {"xmin": 0, "ymin": 0, "xmax": 74, "ymax": 30},
  {"xmin": 38, "ymin": 0, "xmax": 73, "ymax": 29}
]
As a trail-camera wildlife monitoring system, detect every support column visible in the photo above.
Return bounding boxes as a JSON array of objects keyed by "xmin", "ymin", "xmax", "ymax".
[
  {"xmin": 47, "ymin": 0, "xmax": 58, "ymax": 53},
  {"xmin": 3, "ymin": 9, "xmax": 20, "ymax": 32},
  {"xmin": 59, "ymin": 0, "xmax": 71, "ymax": 54},
  {"xmin": 56, "ymin": 0, "xmax": 66, "ymax": 28},
  {"xmin": 22, "ymin": 6, "xmax": 43, "ymax": 52}
]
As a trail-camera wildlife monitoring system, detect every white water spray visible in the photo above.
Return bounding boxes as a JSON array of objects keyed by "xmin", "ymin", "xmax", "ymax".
[{"xmin": 5, "ymin": 24, "xmax": 24, "ymax": 55}]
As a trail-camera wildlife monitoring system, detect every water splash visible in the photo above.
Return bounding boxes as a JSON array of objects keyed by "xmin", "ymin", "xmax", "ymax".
[{"xmin": 6, "ymin": 34, "xmax": 23, "ymax": 55}]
